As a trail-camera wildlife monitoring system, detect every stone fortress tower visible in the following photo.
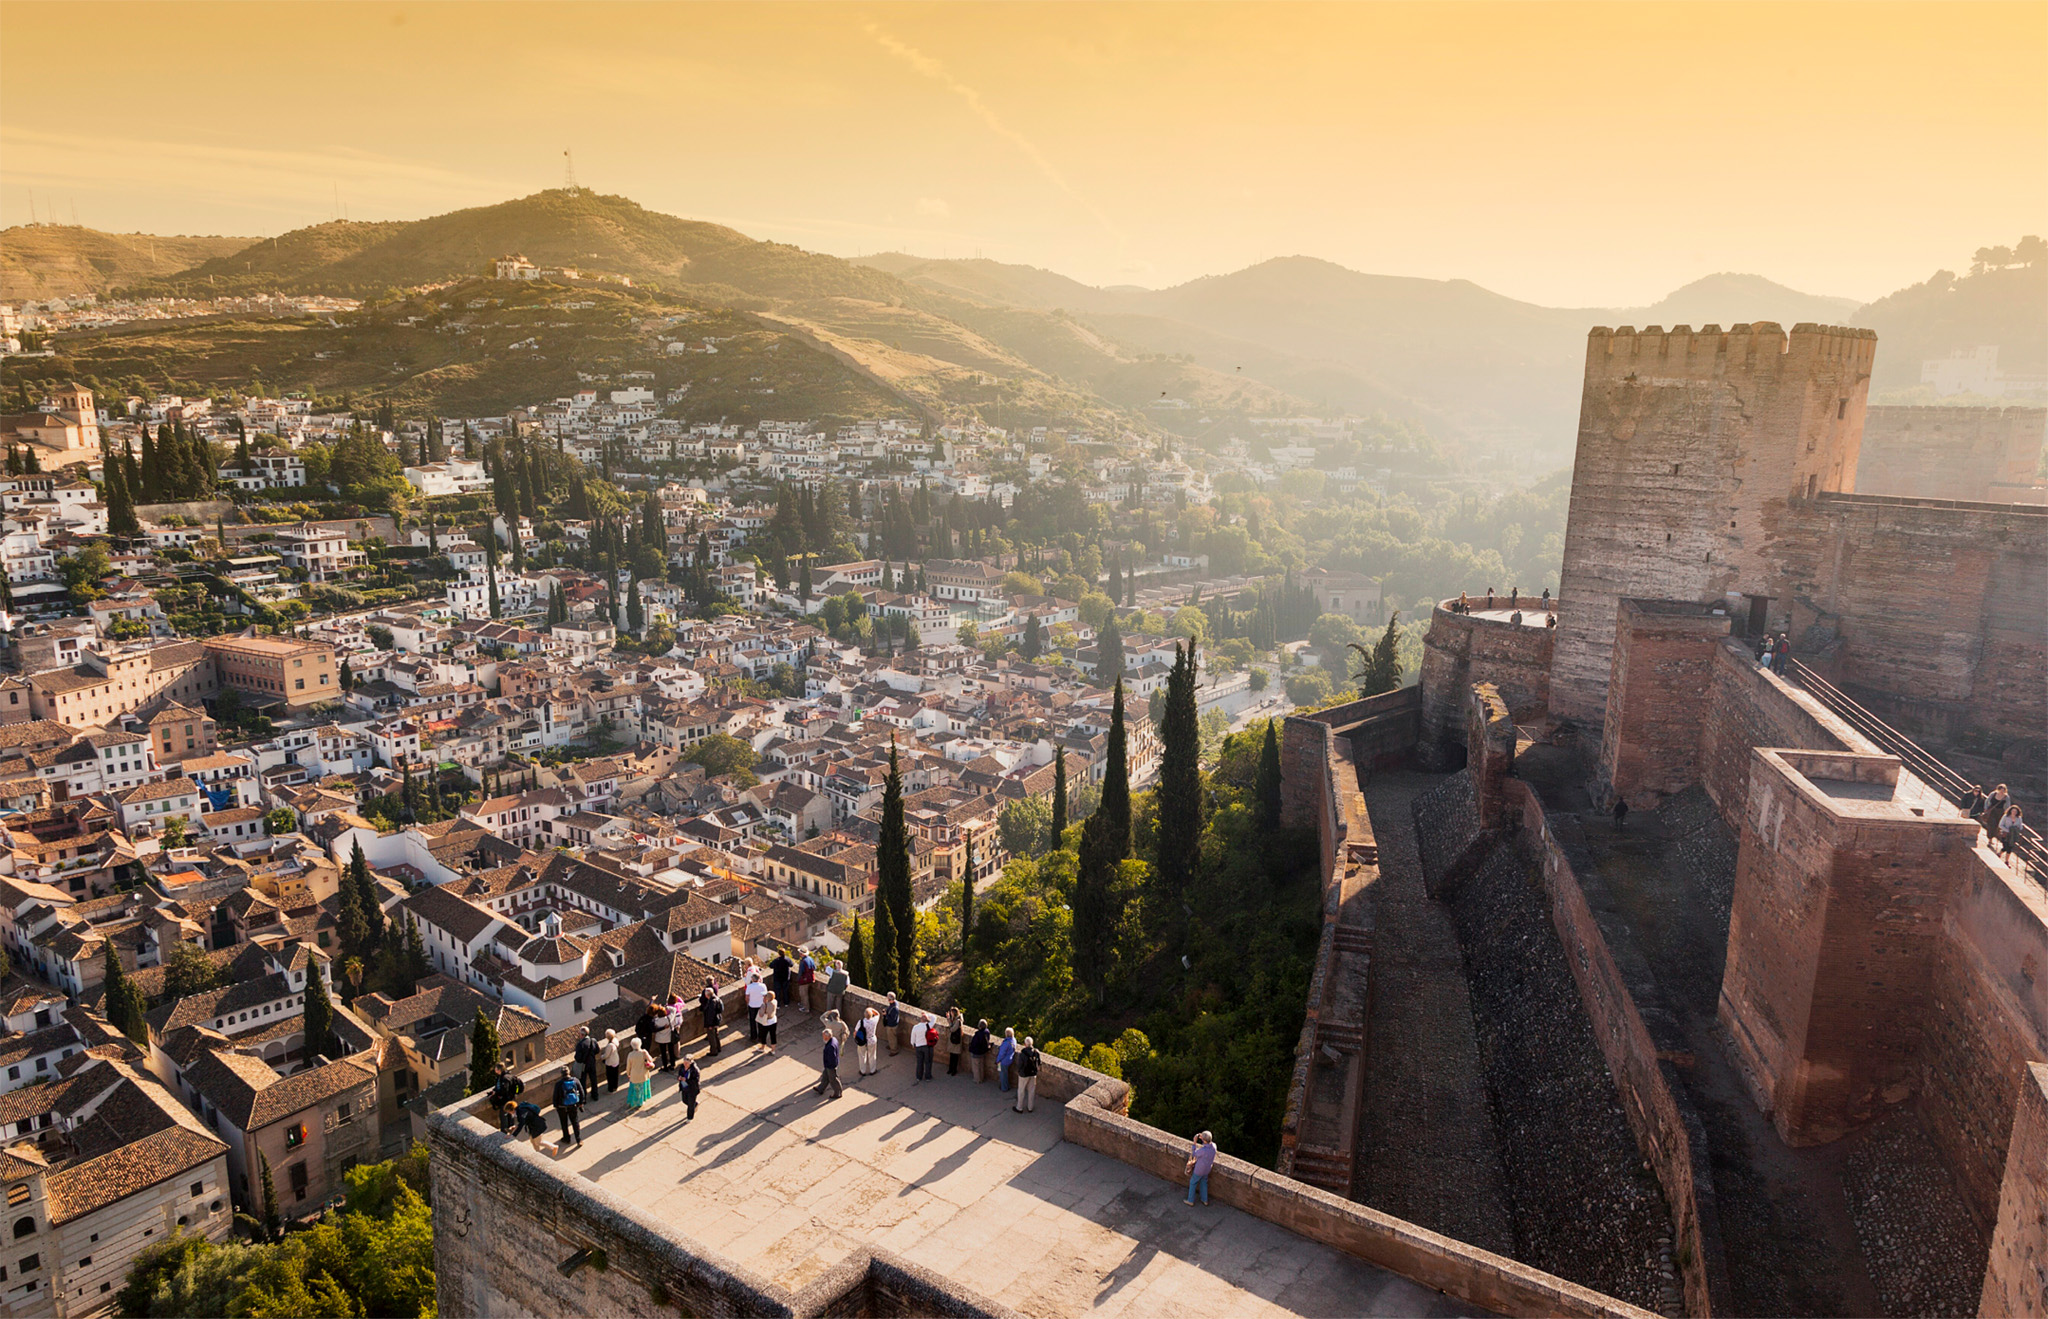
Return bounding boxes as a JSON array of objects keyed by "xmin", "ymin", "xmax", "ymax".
[{"xmin": 1550, "ymin": 323, "xmax": 1876, "ymax": 727}]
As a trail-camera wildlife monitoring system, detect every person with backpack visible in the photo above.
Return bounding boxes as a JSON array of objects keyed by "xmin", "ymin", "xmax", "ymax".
[
  {"xmin": 968, "ymin": 1019, "xmax": 992, "ymax": 1083},
  {"xmin": 882, "ymin": 992, "xmax": 902, "ymax": 1056},
  {"xmin": 996, "ymin": 1027, "xmax": 1017, "ymax": 1093},
  {"xmin": 944, "ymin": 1006, "xmax": 965, "ymax": 1076},
  {"xmin": 856, "ymin": 1006, "xmax": 880, "ymax": 1076},
  {"xmin": 653, "ymin": 1001, "xmax": 675, "ymax": 1071},
  {"xmin": 502, "ymin": 1099, "xmax": 547, "ymax": 1151},
  {"xmin": 677, "ymin": 1054, "xmax": 702, "ymax": 1120},
  {"xmin": 574, "ymin": 1027, "xmax": 601, "ymax": 1102},
  {"xmin": 488, "ymin": 1064, "xmax": 523, "ymax": 1110},
  {"xmin": 551, "ymin": 1065, "xmax": 584, "ymax": 1149},
  {"xmin": 699, "ymin": 978, "xmax": 725, "ymax": 1057},
  {"xmin": 1012, "ymin": 1036, "xmax": 1040, "ymax": 1113},
  {"xmin": 910, "ymin": 1013, "xmax": 934, "ymax": 1082},
  {"xmin": 815, "ymin": 1029, "xmax": 843, "ymax": 1099}
]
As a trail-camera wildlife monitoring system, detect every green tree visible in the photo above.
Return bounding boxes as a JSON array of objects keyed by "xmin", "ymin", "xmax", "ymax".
[
  {"xmin": 303, "ymin": 964, "xmax": 334, "ymax": 1063},
  {"xmin": 627, "ymin": 578, "xmax": 644, "ymax": 633},
  {"xmin": 467, "ymin": 1007, "xmax": 501, "ymax": 1095},
  {"xmin": 846, "ymin": 915, "xmax": 870, "ymax": 990},
  {"xmin": 105, "ymin": 449, "xmax": 142, "ymax": 538},
  {"xmin": 161, "ymin": 942, "xmax": 219, "ymax": 1001},
  {"xmin": 259, "ymin": 1153, "xmax": 281, "ymax": 1241},
  {"xmin": 1051, "ymin": 748, "xmax": 1068, "ymax": 842},
  {"xmin": 1155, "ymin": 643, "xmax": 1203, "ymax": 947},
  {"xmin": 1022, "ymin": 612, "xmax": 1043, "ymax": 659},
  {"xmin": 1095, "ymin": 613, "xmax": 1123, "ymax": 683},
  {"xmin": 960, "ymin": 836, "xmax": 976, "ymax": 973},
  {"xmin": 1256, "ymin": 718, "xmax": 1284, "ymax": 830},
  {"xmin": 998, "ymin": 795, "xmax": 1051, "ymax": 859},
  {"xmin": 876, "ymin": 742, "xmax": 917, "ymax": 1000},
  {"xmin": 1356, "ymin": 612, "xmax": 1404, "ymax": 696},
  {"xmin": 684, "ymin": 733, "xmax": 758, "ymax": 785},
  {"xmin": 103, "ymin": 942, "xmax": 146, "ymax": 1042},
  {"xmin": 1100, "ymin": 679, "xmax": 1131, "ymax": 856}
]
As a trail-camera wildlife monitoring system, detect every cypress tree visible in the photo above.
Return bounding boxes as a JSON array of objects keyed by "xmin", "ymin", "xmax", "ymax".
[
  {"xmin": 104, "ymin": 454, "xmax": 141, "ymax": 538},
  {"xmin": 627, "ymin": 578, "xmax": 644, "ymax": 634},
  {"xmin": 1022, "ymin": 613, "xmax": 1042, "ymax": 659},
  {"xmin": 258, "ymin": 1154, "xmax": 281, "ymax": 1242},
  {"xmin": 138, "ymin": 424, "xmax": 160, "ymax": 503},
  {"xmin": 1071, "ymin": 803, "xmax": 1121, "ymax": 1003},
  {"xmin": 877, "ymin": 742, "xmax": 916, "ymax": 1000},
  {"xmin": 1095, "ymin": 613, "xmax": 1123, "ymax": 684},
  {"xmin": 798, "ymin": 555, "xmax": 812, "ymax": 608},
  {"xmin": 1101, "ymin": 678, "xmax": 1131, "ymax": 859},
  {"xmin": 1156, "ymin": 642, "xmax": 1203, "ymax": 942},
  {"xmin": 1051, "ymin": 749, "xmax": 1068, "ymax": 843},
  {"xmin": 870, "ymin": 876, "xmax": 898, "ymax": 996},
  {"xmin": 959, "ymin": 836, "xmax": 975, "ymax": 970},
  {"xmin": 1256, "ymin": 718, "xmax": 1285, "ymax": 829},
  {"xmin": 468, "ymin": 1007, "xmax": 501, "ymax": 1095},
  {"xmin": 847, "ymin": 916, "xmax": 870, "ymax": 990},
  {"xmin": 103, "ymin": 942, "xmax": 145, "ymax": 1043},
  {"xmin": 303, "ymin": 963, "xmax": 334, "ymax": 1061},
  {"xmin": 524, "ymin": 444, "xmax": 544, "ymax": 516},
  {"xmin": 487, "ymin": 547, "xmax": 501, "ymax": 619}
]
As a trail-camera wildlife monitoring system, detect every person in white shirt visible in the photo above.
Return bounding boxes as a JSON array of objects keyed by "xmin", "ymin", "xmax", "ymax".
[{"xmin": 745, "ymin": 972, "xmax": 768, "ymax": 1046}]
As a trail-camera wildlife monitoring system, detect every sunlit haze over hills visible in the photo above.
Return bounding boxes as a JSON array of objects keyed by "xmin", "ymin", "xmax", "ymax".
[{"xmin": 2, "ymin": 0, "xmax": 2042, "ymax": 306}]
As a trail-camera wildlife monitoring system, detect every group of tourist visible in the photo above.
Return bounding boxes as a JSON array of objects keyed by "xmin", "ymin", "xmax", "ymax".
[
  {"xmin": 1960, "ymin": 782, "xmax": 2029, "ymax": 866},
  {"xmin": 1449, "ymin": 588, "xmax": 1556, "ymax": 629},
  {"xmin": 500, "ymin": 962, "xmax": 1224, "ymax": 1209},
  {"xmin": 1756, "ymin": 632, "xmax": 1794, "ymax": 673}
]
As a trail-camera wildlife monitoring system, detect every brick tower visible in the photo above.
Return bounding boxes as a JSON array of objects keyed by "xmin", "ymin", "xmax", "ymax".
[{"xmin": 1549, "ymin": 322, "xmax": 1876, "ymax": 729}]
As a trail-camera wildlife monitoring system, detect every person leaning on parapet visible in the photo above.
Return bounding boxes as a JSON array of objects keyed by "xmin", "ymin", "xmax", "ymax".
[
  {"xmin": 488, "ymin": 1064, "xmax": 523, "ymax": 1110},
  {"xmin": 769, "ymin": 947, "xmax": 794, "ymax": 1012},
  {"xmin": 968, "ymin": 1019, "xmax": 992, "ymax": 1083},
  {"xmin": 502, "ymin": 1099, "xmax": 548, "ymax": 1151},
  {"xmin": 1185, "ymin": 1131, "xmax": 1217, "ymax": 1207},
  {"xmin": 882, "ymin": 992, "xmax": 902, "ymax": 1056},
  {"xmin": 825, "ymin": 958, "xmax": 849, "ymax": 1016},
  {"xmin": 575, "ymin": 1026, "xmax": 601, "ymax": 1100},
  {"xmin": 795, "ymin": 948, "xmax": 817, "ymax": 1014},
  {"xmin": 910, "ymin": 1013, "xmax": 933, "ymax": 1082},
  {"xmin": 745, "ymin": 968, "xmax": 768, "ymax": 1046},
  {"xmin": 699, "ymin": 977, "xmax": 725, "ymax": 1057},
  {"xmin": 652, "ymin": 999, "xmax": 675, "ymax": 1071},
  {"xmin": 1012, "ymin": 1035, "xmax": 1040, "ymax": 1112},
  {"xmin": 996, "ymin": 1027, "xmax": 1017, "ymax": 1092},
  {"xmin": 756, "ymin": 992, "xmax": 780, "ymax": 1056},
  {"xmin": 945, "ymin": 1005, "xmax": 965, "ymax": 1076}
]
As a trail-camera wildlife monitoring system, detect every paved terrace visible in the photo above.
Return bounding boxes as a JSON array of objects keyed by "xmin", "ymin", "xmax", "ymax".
[{"xmin": 532, "ymin": 1025, "xmax": 1468, "ymax": 1317}]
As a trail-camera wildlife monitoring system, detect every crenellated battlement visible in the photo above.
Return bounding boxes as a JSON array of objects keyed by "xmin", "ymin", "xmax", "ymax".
[{"xmin": 1585, "ymin": 322, "xmax": 1877, "ymax": 380}]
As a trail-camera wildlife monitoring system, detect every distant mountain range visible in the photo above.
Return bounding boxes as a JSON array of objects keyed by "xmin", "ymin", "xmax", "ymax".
[{"xmin": 5, "ymin": 190, "xmax": 2038, "ymax": 463}]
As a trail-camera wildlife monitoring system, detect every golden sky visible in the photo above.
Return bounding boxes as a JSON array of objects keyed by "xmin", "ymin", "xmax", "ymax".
[{"xmin": 3, "ymin": 1, "xmax": 2043, "ymax": 305}]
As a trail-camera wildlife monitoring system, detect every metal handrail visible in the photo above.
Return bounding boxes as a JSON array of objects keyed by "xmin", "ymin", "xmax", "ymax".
[{"xmin": 1784, "ymin": 659, "xmax": 2046, "ymax": 880}]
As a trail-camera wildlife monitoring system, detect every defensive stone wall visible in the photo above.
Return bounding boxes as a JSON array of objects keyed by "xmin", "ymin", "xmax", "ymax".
[
  {"xmin": 1982, "ymin": 1064, "xmax": 2048, "ymax": 1316},
  {"xmin": 1419, "ymin": 602, "xmax": 1556, "ymax": 769},
  {"xmin": 1552, "ymin": 323, "xmax": 1877, "ymax": 728},
  {"xmin": 1771, "ymin": 492, "xmax": 2048, "ymax": 748},
  {"xmin": 1857, "ymin": 405, "xmax": 2047, "ymax": 506},
  {"xmin": 1697, "ymin": 642, "xmax": 1876, "ymax": 834},
  {"xmin": 1922, "ymin": 851, "xmax": 2048, "ymax": 1231},
  {"xmin": 1502, "ymin": 778, "xmax": 1730, "ymax": 1319},
  {"xmin": 1597, "ymin": 600, "xmax": 1733, "ymax": 810}
]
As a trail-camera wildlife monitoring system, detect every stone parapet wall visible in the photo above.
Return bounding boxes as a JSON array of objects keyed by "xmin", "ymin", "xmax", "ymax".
[
  {"xmin": 1697, "ymin": 643, "xmax": 1875, "ymax": 834},
  {"xmin": 1504, "ymin": 779, "xmax": 1730, "ymax": 1318},
  {"xmin": 1057, "ymin": 1063, "xmax": 1658, "ymax": 1319},
  {"xmin": 1419, "ymin": 604, "xmax": 1556, "ymax": 770}
]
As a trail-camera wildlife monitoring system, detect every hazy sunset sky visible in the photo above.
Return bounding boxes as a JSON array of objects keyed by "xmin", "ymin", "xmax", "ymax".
[{"xmin": 3, "ymin": 1, "xmax": 2042, "ymax": 305}]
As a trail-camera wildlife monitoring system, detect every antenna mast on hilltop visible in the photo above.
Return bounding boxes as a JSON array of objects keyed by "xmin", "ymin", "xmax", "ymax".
[{"xmin": 564, "ymin": 150, "xmax": 578, "ymax": 192}]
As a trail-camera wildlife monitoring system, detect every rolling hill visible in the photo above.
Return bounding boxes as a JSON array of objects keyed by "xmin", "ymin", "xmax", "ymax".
[
  {"xmin": 15, "ymin": 194, "xmax": 2039, "ymax": 462},
  {"xmin": 0, "ymin": 225, "xmax": 253, "ymax": 302}
]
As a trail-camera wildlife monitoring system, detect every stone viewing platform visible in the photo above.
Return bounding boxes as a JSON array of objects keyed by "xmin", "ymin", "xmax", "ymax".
[{"xmin": 428, "ymin": 985, "xmax": 1652, "ymax": 1318}]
